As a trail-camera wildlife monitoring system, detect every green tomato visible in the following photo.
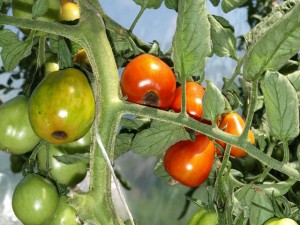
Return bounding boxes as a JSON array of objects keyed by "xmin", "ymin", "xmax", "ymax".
[
  {"xmin": 12, "ymin": 174, "xmax": 59, "ymax": 225},
  {"xmin": 46, "ymin": 196, "xmax": 81, "ymax": 225},
  {"xmin": 12, "ymin": 0, "xmax": 61, "ymax": 35},
  {"xmin": 0, "ymin": 96, "xmax": 40, "ymax": 154},
  {"xmin": 264, "ymin": 218, "xmax": 298, "ymax": 225},
  {"xmin": 188, "ymin": 208, "xmax": 219, "ymax": 225},
  {"xmin": 38, "ymin": 144, "xmax": 88, "ymax": 186},
  {"xmin": 29, "ymin": 68, "xmax": 95, "ymax": 144},
  {"xmin": 60, "ymin": 131, "xmax": 91, "ymax": 154}
]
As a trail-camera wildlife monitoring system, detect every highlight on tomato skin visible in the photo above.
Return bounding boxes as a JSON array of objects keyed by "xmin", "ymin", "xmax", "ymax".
[
  {"xmin": 170, "ymin": 82, "xmax": 205, "ymax": 121},
  {"xmin": 120, "ymin": 53, "xmax": 176, "ymax": 110},
  {"xmin": 163, "ymin": 134, "xmax": 215, "ymax": 187},
  {"xmin": 59, "ymin": 0, "xmax": 80, "ymax": 22},
  {"xmin": 216, "ymin": 112, "xmax": 255, "ymax": 158}
]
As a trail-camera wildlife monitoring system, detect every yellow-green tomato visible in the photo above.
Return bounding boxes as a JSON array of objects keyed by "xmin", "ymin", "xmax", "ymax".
[
  {"xmin": 29, "ymin": 68, "xmax": 95, "ymax": 144},
  {"xmin": 38, "ymin": 144, "xmax": 88, "ymax": 187},
  {"xmin": 46, "ymin": 196, "xmax": 81, "ymax": 225},
  {"xmin": 188, "ymin": 208, "xmax": 219, "ymax": 225},
  {"xmin": 264, "ymin": 218, "xmax": 298, "ymax": 225},
  {"xmin": 0, "ymin": 96, "xmax": 40, "ymax": 154}
]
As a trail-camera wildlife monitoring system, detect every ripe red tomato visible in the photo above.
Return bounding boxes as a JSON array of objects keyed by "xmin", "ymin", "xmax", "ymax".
[
  {"xmin": 120, "ymin": 54, "xmax": 176, "ymax": 110},
  {"xmin": 163, "ymin": 134, "xmax": 215, "ymax": 187},
  {"xmin": 170, "ymin": 82, "xmax": 205, "ymax": 120},
  {"xmin": 216, "ymin": 112, "xmax": 255, "ymax": 158}
]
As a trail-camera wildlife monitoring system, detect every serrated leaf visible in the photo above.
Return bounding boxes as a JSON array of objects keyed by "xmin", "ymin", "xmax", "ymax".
[
  {"xmin": 221, "ymin": 0, "xmax": 248, "ymax": 13},
  {"xmin": 244, "ymin": 0, "xmax": 298, "ymax": 47},
  {"xmin": 172, "ymin": 0, "xmax": 211, "ymax": 79},
  {"xmin": 287, "ymin": 70, "xmax": 300, "ymax": 91},
  {"xmin": 261, "ymin": 71, "xmax": 299, "ymax": 141},
  {"xmin": 32, "ymin": 0, "xmax": 49, "ymax": 19},
  {"xmin": 202, "ymin": 80, "xmax": 225, "ymax": 123},
  {"xmin": 114, "ymin": 133, "xmax": 134, "ymax": 159},
  {"xmin": 132, "ymin": 0, "xmax": 163, "ymax": 9},
  {"xmin": 120, "ymin": 117, "xmax": 151, "ymax": 131},
  {"xmin": 165, "ymin": 0, "xmax": 178, "ymax": 11},
  {"xmin": 54, "ymin": 153, "xmax": 90, "ymax": 165},
  {"xmin": 243, "ymin": 2, "xmax": 300, "ymax": 80},
  {"xmin": 208, "ymin": 15, "xmax": 237, "ymax": 60},
  {"xmin": 0, "ymin": 30, "xmax": 19, "ymax": 47},
  {"xmin": 58, "ymin": 38, "xmax": 73, "ymax": 69},
  {"xmin": 131, "ymin": 120, "xmax": 190, "ymax": 157},
  {"xmin": 257, "ymin": 179, "xmax": 296, "ymax": 197},
  {"xmin": 1, "ymin": 38, "xmax": 33, "ymax": 71}
]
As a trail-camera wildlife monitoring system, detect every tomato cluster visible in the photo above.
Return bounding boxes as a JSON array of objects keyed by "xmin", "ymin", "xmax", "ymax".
[{"xmin": 12, "ymin": 174, "xmax": 80, "ymax": 225}]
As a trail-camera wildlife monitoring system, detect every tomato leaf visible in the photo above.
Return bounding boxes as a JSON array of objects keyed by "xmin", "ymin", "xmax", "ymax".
[
  {"xmin": 0, "ymin": 29, "xmax": 19, "ymax": 47},
  {"xmin": 208, "ymin": 15, "xmax": 237, "ymax": 60},
  {"xmin": 172, "ymin": 0, "xmax": 211, "ymax": 79},
  {"xmin": 202, "ymin": 80, "xmax": 225, "ymax": 123},
  {"xmin": 243, "ymin": 1, "xmax": 300, "ymax": 80},
  {"xmin": 120, "ymin": 117, "xmax": 151, "ymax": 132},
  {"xmin": 114, "ymin": 133, "xmax": 135, "ymax": 159},
  {"xmin": 234, "ymin": 184, "xmax": 274, "ymax": 225},
  {"xmin": 131, "ymin": 120, "xmax": 190, "ymax": 157},
  {"xmin": 58, "ymin": 38, "xmax": 73, "ymax": 69},
  {"xmin": 287, "ymin": 70, "xmax": 300, "ymax": 91},
  {"xmin": 32, "ymin": 0, "xmax": 49, "ymax": 19},
  {"xmin": 164, "ymin": 0, "xmax": 178, "ymax": 11},
  {"xmin": 132, "ymin": 0, "xmax": 163, "ymax": 9},
  {"xmin": 1, "ymin": 37, "xmax": 33, "ymax": 71},
  {"xmin": 154, "ymin": 158, "xmax": 173, "ymax": 184},
  {"xmin": 261, "ymin": 71, "xmax": 299, "ymax": 141},
  {"xmin": 210, "ymin": 0, "xmax": 220, "ymax": 7},
  {"xmin": 54, "ymin": 153, "xmax": 90, "ymax": 165},
  {"xmin": 257, "ymin": 179, "xmax": 296, "ymax": 197},
  {"xmin": 221, "ymin": 0, "xmax": 248, "ymax": 13}
]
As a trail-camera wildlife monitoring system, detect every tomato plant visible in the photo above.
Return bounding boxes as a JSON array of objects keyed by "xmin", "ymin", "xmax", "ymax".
[
  {"xmin": 187, "ymin": 208, "xmax": 219, "ymax": 225},
  {"xmin": 216, "ymin": 112, "xmax": 255, "ymax": 158},
  {"xmin": 60, "ymin": 130, "xmax": 91, "ymax": 154},
  {"xmin": 120, "ymin": 53, "xmax": 176, "ymax": 109},
  {"xmin": 37, "ymin": 143, "xmax": 88, "ymax": 187},
  {"xmin": 46, "ymin": 196, "xmax": 81, "ymax": 225},
  {"xmin": 163, "ymin": 134, "xmax": 215, "ymax": 187},
  {"xmin": 12, "ymin": 174, "xmax": 59, "ymax": 225},
  {"xmin": 28, "ymin": 68, "xmax": 95, "ymax": 144},
  {"xmin": 0, "ymin": 95, "xmax": 40, "ymax": 154},
  {"xmin": 170, "ymin": 82, "xmax": 205, "ymax": 120}
]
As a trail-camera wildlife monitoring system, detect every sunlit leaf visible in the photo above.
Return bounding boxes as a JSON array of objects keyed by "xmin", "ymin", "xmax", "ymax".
[
  {"xmin": 287, "ymin": 70, "xmax": 300, "ymax": 91},
  {"xmin": 172, "ymin": 0, "xmax": 211, "ymax": 80},
  {"xmin": 221, "ymin": 0, "xmax": 248, "ymax": 13},
  {"xmin": 131, "ymin": 120, "xmax": 190, "ymax": 157},
  {"xmin": 0, "ymin": 29, "xmax": 19, "ymax": 47},
  {"xmin": 208, "ymin": 14, "xmax": 237, "ymax": 59},
  {"xmin": 261, "ymin": 71, "xmax": 299, "ymax": 141},
  {"xmin": 132, "ymin": 0, "xmax": 163, "ymax": 9},
  {"xmin": 32, "ymin": 0, "xmax": 49, "ymax": 19},
  {"xmin": 243, "ymin": 2, "xmax": 300, "ymax": 80},
  {"xmin": 202, "ymin": 80, "xmax": 225, "ymax": 123},
  {"xmin": 257, "ymin": 179, "xmax": 296, "ymax": 197},
  {"xmin": 165, "ymin": 0, "xmax": 178, "ymax": 11}
]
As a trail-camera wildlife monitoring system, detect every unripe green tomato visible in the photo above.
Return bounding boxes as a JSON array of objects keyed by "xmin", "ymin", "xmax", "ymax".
[
  {"xmin": 0, "ymin": 96, "xmax": 40, "ymax": 154},
  {"xmin": 37, "ymin": 144, "xmax": 88, "ymax": 186},
  {"xmin": 187, "ymin": 209, "xmax": 207, "ymax": 225},
  {"xmin": 264, "ymin": 218, "xmax": 298, "ymax": 225},
  {"xmin": 29, "ymin": 68, "xmax": 95, "ymax": 144},
  {"xmin": 188, "ymin": 208, "xmax": 219, "ymax": 225},
  {"xmin": 12, "ymin": 0, "xmax": 61, "ymax": 35},
  {"xmin": 60, "ymin": 131, "xmax": 91, "ymax": 154},
  {"xmin": 46, "ymin": 196, "xmax": 81, "ymax": 225},
  {"xmin": 45, "ymin": 62, "xmax": 60, "ymax": 76},
  {"xmin": 12, "ymin": 174, "xmax": 59, "ymax": 225}
]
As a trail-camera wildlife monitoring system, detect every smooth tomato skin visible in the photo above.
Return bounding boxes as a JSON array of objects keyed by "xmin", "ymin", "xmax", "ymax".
[
  {"xmin": 188, "ymin": 209, "xmax": 219, "ymax": 225},
  {"xmin": 38, "ymin": 144, "xmax": 88, "ymax": 186},
  {"xmin": 29, "ymin": 68, "xmax": 95, "ymax": 144},
  {"xmin": 170, "ymin": 82, "xmax": 205, "ymax": 120},
  {"xmin": 216, "ymin": 112, "xmax": 255, "ymax": 158},
  {"xmin": 45, "ymin": 196, "xmax": 80, "ymax": 225},
  {"xmin": 60, "ymin": 131, "xmax": 91, "ymax": 154},
  {"xmin": 120, "ymin": 54, "xmax": 176, "ymax": 109},
  {"xmin": 0, "ymin": 96, "xmax": 40, "ymax": 154},
  {"xmin": 12, "ymin": 174, "xmax": 59, "ymax": 225},
  {"xmin": 163, "ymin": 134, "xmax": 215, "ymax": 187},
  {"xmin": 59, "ymin": 0, "xmax": 80, "ymax": 21},
  {"xmin": 264, "ymin": 218, "xmax": 298, "ymax": 225}
]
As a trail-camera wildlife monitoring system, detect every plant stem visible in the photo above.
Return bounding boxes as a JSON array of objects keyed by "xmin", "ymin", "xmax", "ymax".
[{"xmin": 129, "ymin": 6, "xmax": 146, "ymax": 32}]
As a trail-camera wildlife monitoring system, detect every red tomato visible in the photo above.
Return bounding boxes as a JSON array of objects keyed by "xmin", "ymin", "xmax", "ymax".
[
  {"xmin": 216, "ymin": 112, "xmax": 255, "ymax": 158},
  {"xmin": 170, "ymin": 82, "xmax": 205, "ymax": 120},
  {"xmin": 163, "ymin": 134, "xmax": 215, "ymax": 187},
  {"xmin": 120, "ymin": 54, "xmax": 176, "ymax": 110}
]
